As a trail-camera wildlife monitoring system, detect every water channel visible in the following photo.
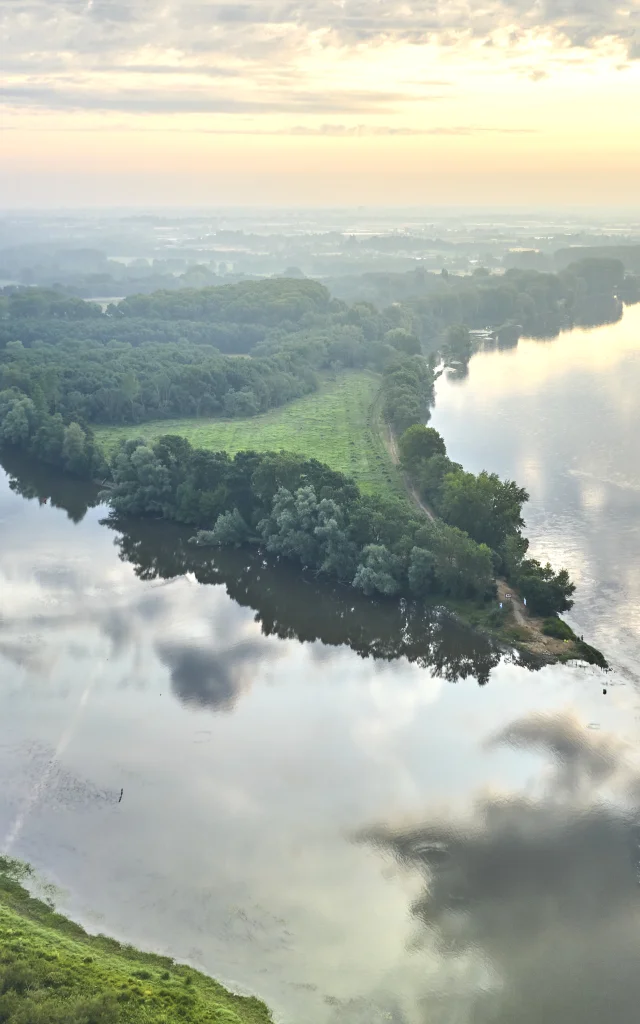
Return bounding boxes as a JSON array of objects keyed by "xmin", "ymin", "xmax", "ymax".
[{"xmin": 1, "ymin": 305, "xmax": 640, "ymax": 1023}]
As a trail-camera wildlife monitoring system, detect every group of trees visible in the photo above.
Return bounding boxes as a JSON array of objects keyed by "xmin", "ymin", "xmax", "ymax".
[
  {"xmin": 397, "ymin": 424, "xmax": 575, "ymax": 615},
  {"xmin": 0, "ymin": 387, "xmax": 107, "ymax": 479},
  {"xmin": 381, "ymin": 354, "xmax": 436, "ymax": 436},
  {"xmin": 0, "ymin": 281, "xmax": 428, "ymax": 426},
  {"xmin": 329, "ymin": 259, "xmax": 629, "ymax": 347},
  {"xmin": 104, "ymin": 439, "xmax": 496, "ymax": 602},
  {"xmin": 0, "ymin": 336, "xmax": 320, "ymax": 424}
]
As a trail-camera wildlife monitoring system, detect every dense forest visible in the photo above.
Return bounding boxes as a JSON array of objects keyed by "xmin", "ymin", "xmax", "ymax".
[
  {"xmin": 0, "ymin": 258, "xmax": 632, "ymax": 429},
  {"xmin": 103, "ymin": 440, "xmax": 497, "ymax": 602},
  {"xmin": 0, "ymin": 267, "xmax": 621, "ymax": 628},
  {"xmin": 0, "ymin": 281, "xmax": 425, "ymax": 424}
]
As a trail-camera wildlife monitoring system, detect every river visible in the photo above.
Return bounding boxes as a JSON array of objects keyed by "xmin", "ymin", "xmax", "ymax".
[{"xmin": 1, "ymin": 306, "xmax": 640, "ymax": 1024}]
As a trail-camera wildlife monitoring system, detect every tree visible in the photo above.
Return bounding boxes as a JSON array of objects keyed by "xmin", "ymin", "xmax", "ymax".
[
  {"xmin": 190, "ymin": 508, "xmax": 251, "ymax": 548},
  {"xmin": 516, "ymin": 559, "xmax": 575, "ymax": 616},
  {"xmin": 353, "ymin": 544, "xmax": 403, "ymax": 597},
  {"xmin": 384, "ymin": 327, "xmax": 421, "ymax": 356},
  {"xmin": 120, "ymin": 371, "xmax": 139, "ymax": 417},
  {"xmin": 314, "ymin": 498, "xmax": 358, "ymax": 579},
  {"xmin": 258, "ymin": 485, "xmax": 321, "ymax": 567},
  {"xmin": 105, "ymin": 443, "xmax": 174, "ymax": 517},
  {"xmin": 442, "ymin": 323, "xmax": 472, "ymax": 366},
  {"xmin": 408, "ymin": 546, "xmax": 436, "ymax": 596},
  {"xmin": 429, "ymin": 523, "xmax": 494, "ymax": 598},
  {"xmin": 62, "ymin": 422, "xmax": 87, "ymax": 475},
  {"xmin": 0, "ymin": 392, "xmax": 36, "ymax": 444},
  {"xmin": 398, "ymin": 424, "xmax": 447, "ymax": 469},
  {"xmin": 438, "ymin": 470, "xmax": 528, "ymax": 551}
]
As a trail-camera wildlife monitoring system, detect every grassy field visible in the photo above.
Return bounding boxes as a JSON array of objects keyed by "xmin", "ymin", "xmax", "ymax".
[
  {"xmin": 0, "ymin": 857, "xmax": 272, "ymax": 1023},
  {"xmin": 96, "ymin": 371, "xmax": 403, "ymax": 496}
]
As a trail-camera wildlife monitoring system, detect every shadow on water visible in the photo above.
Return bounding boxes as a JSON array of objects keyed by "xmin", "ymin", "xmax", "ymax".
[{"xmin": 0, "ymin": 447, "xmax": 521, "ymax": 688}]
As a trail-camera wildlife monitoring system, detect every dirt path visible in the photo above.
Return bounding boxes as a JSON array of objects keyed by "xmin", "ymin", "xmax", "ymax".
[
  {"xmin": 496, "ymin": 579, "xmax": 527, "ymax": 625},
  {"xmin": 383, "ymin": 422, "xmax": 436, "ymax": 521}
]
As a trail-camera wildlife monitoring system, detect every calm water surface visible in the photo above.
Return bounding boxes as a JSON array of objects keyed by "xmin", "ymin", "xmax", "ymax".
[{"xmin": 2, "ymin": 307, "xmax": 640, "ymax": 1023}]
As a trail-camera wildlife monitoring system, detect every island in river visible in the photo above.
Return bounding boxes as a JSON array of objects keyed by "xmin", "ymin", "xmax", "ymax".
[{"xmin": 0, "ymin": 275, "xmax": 616, "ymax": 684}]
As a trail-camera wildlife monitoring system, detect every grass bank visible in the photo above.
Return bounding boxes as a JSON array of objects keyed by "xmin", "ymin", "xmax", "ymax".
[
  {"xmin": 0, "ymin": 857, "xmax": 272, "ymax": 1024},
  {"xmin": 95, "ymin": 371, "xmax": 403, "ymax": 498}
]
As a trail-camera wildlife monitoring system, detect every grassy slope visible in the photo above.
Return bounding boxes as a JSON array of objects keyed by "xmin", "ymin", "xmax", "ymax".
[
  {"xmin": 0, "ymin": 858, "xmax": 272, "ymax": 1024},
  {"xmin": 95, "ymin": 371, "xmax": 403, "ymax": 497}
]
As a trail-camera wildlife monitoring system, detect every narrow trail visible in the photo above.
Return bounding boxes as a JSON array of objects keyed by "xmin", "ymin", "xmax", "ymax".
[
  {"xmin": 496, "ymin": 578, "xmax": 528, "ymax": 625},
  {"xmin": 383, "ymin": 422, "xmax": 436, "ymax": 522}
]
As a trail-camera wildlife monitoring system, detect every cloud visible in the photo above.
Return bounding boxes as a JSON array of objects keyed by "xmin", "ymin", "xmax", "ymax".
[
  {"xmin": 2, "ymin": 0, "xmax": 636, "ymax": 55},
  {"xmin": 1, "ymin": 0, "xmax": 637, "ymax": 118},
  {"xmin": 157, "ymin": 638, "xmax": 269, "ymax": 710},
  {"xmin": 0, "ymin": 83, "xmax": 430, "ymax": 116},
  {"xmin": 360, "ymin": 711, "xmax": 640, "ymax": 1022}
]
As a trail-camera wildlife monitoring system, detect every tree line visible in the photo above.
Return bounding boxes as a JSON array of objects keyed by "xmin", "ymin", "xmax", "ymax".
[
  {"xmin": 104, "ymin": 439, "xmax": 496, "ymax": 602},
  {"xmin": 0, "ymin": 281, "xmax": 432, "ymax": 425}
]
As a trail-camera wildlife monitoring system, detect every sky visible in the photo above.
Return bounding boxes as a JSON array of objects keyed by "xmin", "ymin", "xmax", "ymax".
[{"xmin": 1, "ymin": 0, "xmax": 640, "ymax": 207}]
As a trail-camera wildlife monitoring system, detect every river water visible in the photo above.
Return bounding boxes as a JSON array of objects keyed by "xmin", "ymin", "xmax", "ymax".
[{"xmin": 1, "ymin": 306, "xmax": 640, "ymax": 1024}]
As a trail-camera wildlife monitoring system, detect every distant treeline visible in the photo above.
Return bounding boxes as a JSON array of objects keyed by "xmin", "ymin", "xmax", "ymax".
[
  {"xmin": 0, "ymin": 261, "xmax": 628, "ymax": 433},
  {"xmin": 327, "ymin": 258, "xmax": 633, "ymax": 340},
  {"xmin": 553, "ymin": 245, "xmax": 640, "ymax": 274},
  {"xmin": 0, "ymin": 280, "xmax": 437, "ymax": 426}
]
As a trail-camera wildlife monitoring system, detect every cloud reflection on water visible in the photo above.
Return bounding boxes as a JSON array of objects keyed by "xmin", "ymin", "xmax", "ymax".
[{"xmin": 361, "ymin": 711, "xmax": 640, "ymax": 1023}]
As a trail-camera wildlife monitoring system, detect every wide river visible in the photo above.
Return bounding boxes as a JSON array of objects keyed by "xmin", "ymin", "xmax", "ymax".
[{"xmin": 2, "ymin": 305, "xmax": 640, "ymax": 1023}]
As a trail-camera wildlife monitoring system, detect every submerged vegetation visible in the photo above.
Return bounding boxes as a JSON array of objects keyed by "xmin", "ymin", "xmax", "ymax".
[{"xmin": 0, "ymin": 857, "xmax": 272, "ymax": 1024}]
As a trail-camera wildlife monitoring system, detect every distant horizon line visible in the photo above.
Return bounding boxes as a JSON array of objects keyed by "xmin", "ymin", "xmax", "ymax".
[{"xmin": 2, "ymin": 204, "xmax": 640, "ymax": 215}]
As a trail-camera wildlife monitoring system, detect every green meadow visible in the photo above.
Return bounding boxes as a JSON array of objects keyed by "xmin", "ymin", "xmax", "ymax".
[{"xmin": 96, "ymin": 371, "xmax": 402, "ymax": 496}]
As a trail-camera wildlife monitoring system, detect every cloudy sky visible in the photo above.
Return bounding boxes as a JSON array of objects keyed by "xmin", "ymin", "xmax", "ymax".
[{"xmin": 1, "ymin": 0, "xmax": 639, "ymax": 205}]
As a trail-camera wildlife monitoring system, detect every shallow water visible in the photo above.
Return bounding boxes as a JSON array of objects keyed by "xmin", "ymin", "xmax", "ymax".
[{"xmin": 1, "ymin": 307, "xmax": 640, "ymax": 1023}]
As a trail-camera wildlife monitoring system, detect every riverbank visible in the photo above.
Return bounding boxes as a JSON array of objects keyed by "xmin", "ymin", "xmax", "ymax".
[
  {"xmin": 0, "ymin": 857, "xmax": 273, "ymax": 1024},
  {"xmin": 377, "ymin": 415, "xmax": 607, "ymax": 670}
]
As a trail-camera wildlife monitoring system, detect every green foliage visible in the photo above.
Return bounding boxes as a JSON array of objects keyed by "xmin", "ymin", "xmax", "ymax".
[
  {"xmin": 408, "ymin": 546, "xmax": 436, "ymax": 597},
  {"xmin": 542, "ymin": 617, "xmax": 576, "ymax": 640},
  {"xmin": 398, "ymin": 424, "xmax": 446, "ymax": 468},
  {"xmin": 96, "ymin": 372, "xmax": 400, "ymax": 497},
  {"xmin": 353, "ymin": 544, "xmax": 403, "ymax": 596},
  {"xmin": 0, "ymin": 279, "xmax": 414, "ymax": 429},
  {"xmin": 103, "ymin": 441, "xmax": 494, "ymax": 601},
  {"xmin": 384, "ymin": 327, "xmax": 421, "ymax": 355},
  {"xmin": 516, "ymin": 559, "xmax": 576, "ymax": 617},
  {"xmin": 0, "ymin": 860, "xmax": 272, "ymax": 1024},
  {"xmin": 437, "ymin": 470, "xmax": 528, "ymax": 551},
  {"xmin": 381, "ymin": 355, "xmax": 435, "ymax": 436},
  {"xmin": 442, "ymin": 323, "xmax": 473, "ymax": 366},
  {"xmin": 397, "ymin": 422, "xmax": 573, "ymax": 617},
  {"xmin": 112, "ymin": 278, "xmax": 333, "ymax": 325},
  {"xmin": 192, "ymin": 508, "xmax": 252, "ymax": 548},
  {"xmin": 0, "ymin": 388, "xmax": 107, "ymax": 480},
  {"xmin": 564, "ymin": 257, "xmax": 625, "ymax": 295}
]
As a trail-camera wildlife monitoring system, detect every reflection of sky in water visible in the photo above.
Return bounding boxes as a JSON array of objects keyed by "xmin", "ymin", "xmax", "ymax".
[
  {"xmin": 431, "ymin": 303, "xmax": 640, "ymax": 678},
  {"xmin": 2, "ymin": 311, "xmax": 640, "ymax": 1023}
]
